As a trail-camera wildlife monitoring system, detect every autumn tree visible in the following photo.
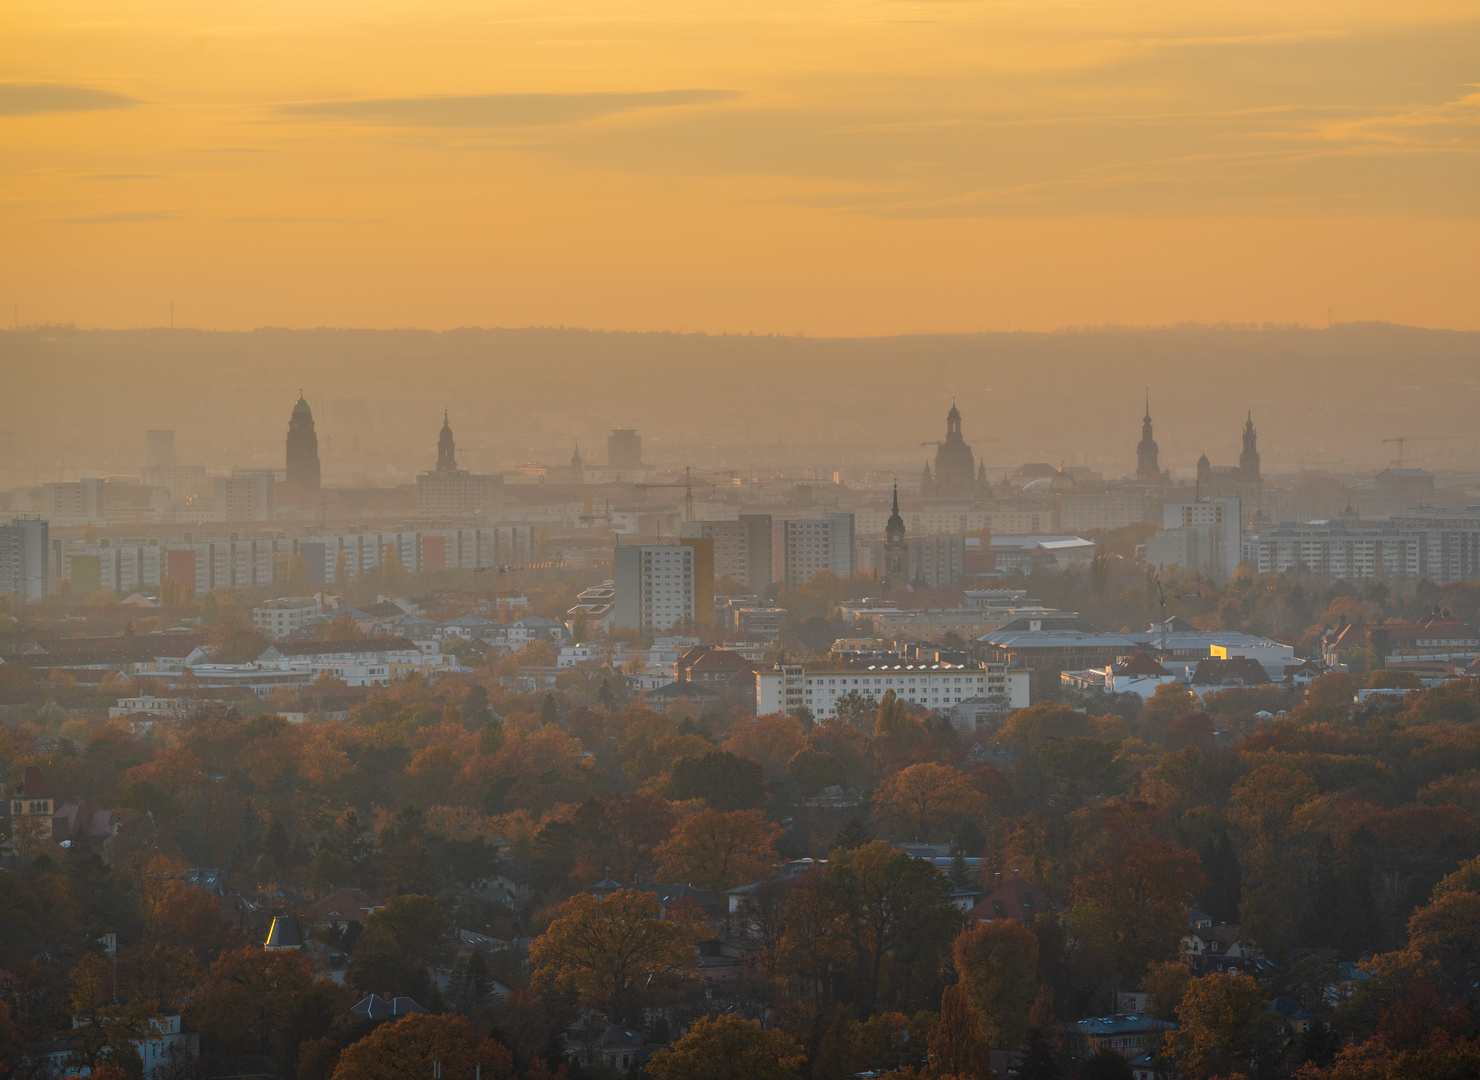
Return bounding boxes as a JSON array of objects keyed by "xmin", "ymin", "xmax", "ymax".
[
  {"xmin": 663, "ymin": 750, "xmax": 768, "ymax": 811},
  {"xmin": 529, "ymin": 889, "xmax": 699, "ymax": 1022},
  {"xmin": 1169, "ymin": 972, "xmax": 1280, "ymax": 1079},
  {"xmin": 825, "ymin": 841, "xmax": 963, "ymax": 1013},
  {"xmin": 205, "ymin": 595, "xmax": 269, "ymax": 663},
  {"xmin": 348, "ymin": 893, "xmax": 452, "ymax": 1000},
  {"xmin": 1407, "ymin": 888, "xmax": 1480, "ymax": 991},
  {"xmin": 321, "ymin": 611, "xmax": 366, "ymax": 640},
  {"xmin": 189, "ymin": 947, "xmax": 353, "ymax": 1075},
  {"xmin": 723, "ymin": 714, "xmax": 808, "ymax": 780},
  {"xmin": 872, "ymin": 762, "xmax": 985, "ymax": 845},
  {"xmin": 929, "ymin": 983, "xmax": 990, "ymax": 1078},
  {"xmin": 953, "ymin": 920, "xmax": 1041, "ymax": 1051},
  {"xmin": 646, "ymin": 1015, "xmax": 805, "ymax": 1080},
  {"xmin": 1071, "ymin": 836, "xmax": 1205, "ymax": 984},
  {"xmin": 330, "ymin": 1013, "xmax": 514, "ymax": 1080},
  {"xmin": 1141, "ymin": 958, "xmax": 1194, "ymax": 1022},
  {"xmin": 654, "ymin": 808, "xmax": 783, "ymax": 892}
]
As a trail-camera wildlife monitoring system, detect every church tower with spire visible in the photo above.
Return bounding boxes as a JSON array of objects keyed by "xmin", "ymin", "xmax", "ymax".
[
  {"xmin": 286, "ymin": 393, "xmax": 321, "ymax": 491},
  {"xmin": 1239, "ymin": 411, "xmax": 1261, "ymax": 483},
  {"xmin": 436, "ymin": 411, "xmax": 458, "ymax": 473},
  {"xmin": 883, "ymin": 482, "xmax": 908, "ymax": 591},
  {"xmin": 1136, "ymin": 395, "xmax": 1161, "ymax": 483},
  {"xmin": 570, "ymin": 440, "xmax": 584, "ymax": 480}
]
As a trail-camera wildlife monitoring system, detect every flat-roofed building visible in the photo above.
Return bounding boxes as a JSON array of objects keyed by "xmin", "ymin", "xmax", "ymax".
[{"xmin": 757, "ymin": 655, "xmax": 1026, "ymax": 720}]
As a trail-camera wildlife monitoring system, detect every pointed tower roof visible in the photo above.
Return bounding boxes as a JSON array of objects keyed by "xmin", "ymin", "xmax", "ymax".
[
  {"xmin": 887, "ymin": 481, "xmax": 905, "ymax": 533},
  {"xmin": 293, "ymin": 392, "xmax": 312, "ymax": 416}
]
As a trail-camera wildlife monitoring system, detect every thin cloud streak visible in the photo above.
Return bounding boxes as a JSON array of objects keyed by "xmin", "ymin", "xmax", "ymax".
[
  {"xmin": 0, "ymin": 83, "xmax": 142, "ymax": 117},
  {"xmin": 274, "ymin": 89, "xmax": 742, "ymax": 127},
  {"xmin": 55, "ymin": 210, "xmax": 177, "ymax": 224}
]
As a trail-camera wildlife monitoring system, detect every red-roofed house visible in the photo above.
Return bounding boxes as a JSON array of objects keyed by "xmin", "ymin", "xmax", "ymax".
[
  {"xmin": 675, "ymin": 646, "xmax": 757, "ymax": 710},
  {"xmin": 966, "ymin": 875, "xmax": 1054, "ymax": 925},
  {"xmin": 307, "ymin": 887, "xmax": 387, "ymax": 931}
]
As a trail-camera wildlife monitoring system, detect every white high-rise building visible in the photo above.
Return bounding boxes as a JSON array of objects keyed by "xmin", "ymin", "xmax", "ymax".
[{"xmin": 613, "ymin": 543, "xmax": 696, "ymax": 633}]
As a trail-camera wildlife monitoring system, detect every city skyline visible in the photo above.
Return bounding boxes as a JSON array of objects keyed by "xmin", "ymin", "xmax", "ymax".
[{"xmin": 4, "ymin": 0, "xmax": 1478, "ymax": 334}]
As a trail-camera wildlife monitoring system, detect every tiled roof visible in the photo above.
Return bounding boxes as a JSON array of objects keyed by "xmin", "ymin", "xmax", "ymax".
[
  {"xmin": 1113, "ymin": 651, "xmax": 1171, "ymax": 677},
  {"xmin": 15, "ymin": 765, "xmax": 52, "ymax": 799}
]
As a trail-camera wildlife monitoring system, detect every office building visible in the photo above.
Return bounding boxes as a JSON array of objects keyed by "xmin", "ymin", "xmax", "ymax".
[{"xmin": 613, "ymin": 542, "xmax": 696, "ymax": 633}]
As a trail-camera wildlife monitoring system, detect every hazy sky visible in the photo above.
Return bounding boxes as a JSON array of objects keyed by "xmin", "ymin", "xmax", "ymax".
[{"xmin": 3, "ymin": 1, "xmax": 1477, "ymax": 334}]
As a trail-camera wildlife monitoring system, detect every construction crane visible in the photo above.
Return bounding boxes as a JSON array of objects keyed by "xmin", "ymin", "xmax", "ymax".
[
  {"xmin": 1382, "ymin": 436, "xmax": 1456, "ymax": 467},
  {"xmin": 1153, "ymin": 576, "xmax": 1204, "ymax": 657},
  {"xmin": 634, "ymin": 466, "xmax": 733, "ymax": 522}
]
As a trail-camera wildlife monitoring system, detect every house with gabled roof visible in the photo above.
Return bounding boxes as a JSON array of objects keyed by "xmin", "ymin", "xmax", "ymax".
[{"xmin": 306, "ymin": 887, "xmax": 386, "ymax": 931}]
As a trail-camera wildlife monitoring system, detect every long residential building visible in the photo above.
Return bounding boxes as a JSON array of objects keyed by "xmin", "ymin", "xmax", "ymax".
[
  {"xmin": 1242, "ymin": 511, "xmax": 1480, "ymax": 584},
  {"xmin": 49, "ymin": 525, "xmax": 537, "ymax": 597},
  {"xmin": 757, "ymin": 656, "xmax": 1027, "ymax": 721}
]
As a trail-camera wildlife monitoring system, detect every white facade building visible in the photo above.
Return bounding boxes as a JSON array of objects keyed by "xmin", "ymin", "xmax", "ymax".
[
  {"xmin": 756, "ymin": 657, "xmax": 1028, "ymax": 720},
  {"xmin": 253, "ymin": 596, "xmax": 323, "ymax": 639},
  {"xmin": 613, "ymin": 543, "xmax": 696, "ymax": 632}
]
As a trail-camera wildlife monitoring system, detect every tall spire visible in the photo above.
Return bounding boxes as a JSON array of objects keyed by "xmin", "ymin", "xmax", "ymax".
[
  {"xmin": 436, "ymin": 411, "xmax": 458, "ymax": 473},
  {"xmin": 1136, "ymin": 395, "xmax": 1160, "ymax": 483}
]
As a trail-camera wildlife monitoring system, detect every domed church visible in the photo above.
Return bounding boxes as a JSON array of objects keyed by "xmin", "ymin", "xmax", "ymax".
[{"xmin": 921, "ymin": 401, "xmax": 979, "ymax": 499}]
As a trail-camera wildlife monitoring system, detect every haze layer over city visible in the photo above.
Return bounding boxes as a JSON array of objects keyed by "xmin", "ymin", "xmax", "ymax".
[{"xmin": 4, "ymin": 3, "xmax": 1480, "ymax": 1080}]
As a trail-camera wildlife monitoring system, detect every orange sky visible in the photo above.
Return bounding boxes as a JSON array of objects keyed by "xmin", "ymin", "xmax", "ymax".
[{"xmin": 2, "ymin": 0, "xmax": 1477, "ymax": 334}]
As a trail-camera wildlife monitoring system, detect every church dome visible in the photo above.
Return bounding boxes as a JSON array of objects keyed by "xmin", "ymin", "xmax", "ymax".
[{"xmin": 293, "ymin": 394, "xmax": 312, "ymax": 416}]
